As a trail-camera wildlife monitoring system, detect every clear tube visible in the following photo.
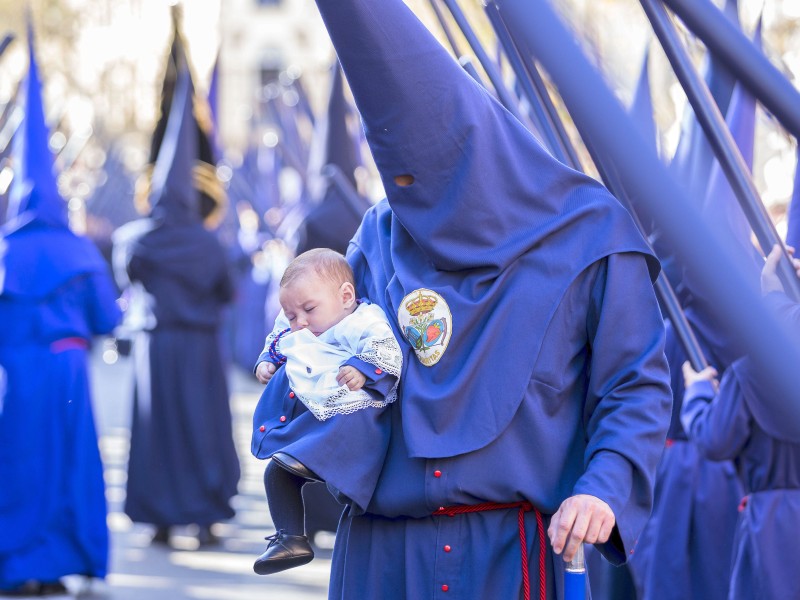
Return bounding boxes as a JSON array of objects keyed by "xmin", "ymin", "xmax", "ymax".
[{"xmin": 566, "ymin": 544, "xmax": 585, "ymax": 573}]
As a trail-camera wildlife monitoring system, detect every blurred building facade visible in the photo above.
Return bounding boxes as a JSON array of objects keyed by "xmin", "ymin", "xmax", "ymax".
[{"xmin": 217, "ymin": 0, "xmax": 332, "ymax": 153}]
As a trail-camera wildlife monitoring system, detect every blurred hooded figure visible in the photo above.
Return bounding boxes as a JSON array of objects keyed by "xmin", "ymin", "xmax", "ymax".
[
  {"xmin": 632, "ymin": 14, "xmax": 765, "ymax": 600},
  {"xmin": 295, "ymin": 62, "xmax": 371, "ymax": 256},
  {"xmin": 0, "ymin": 24, "xmax": 120, "ymax": 595},
  {"xmin": 259, "ymin": 0, "xmax": 673, "ymax": 597},
  {"xmin": 112, "ymin": 63, "xmax": 239, "ymax": 545},
  {"xmin": 680, "ymin": 243, "xmax": 800, "ymax": 600}
]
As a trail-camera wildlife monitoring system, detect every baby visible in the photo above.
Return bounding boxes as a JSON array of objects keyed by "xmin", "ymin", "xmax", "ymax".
[{"xmin": 251, "ymin": 248, "xmax": 402, "ymax": 575}]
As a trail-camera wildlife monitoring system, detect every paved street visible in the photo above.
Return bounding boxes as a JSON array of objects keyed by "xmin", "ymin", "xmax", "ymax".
[{"xmin": 58, "ymin": 344, "xmax": 334, "ymax": 600}]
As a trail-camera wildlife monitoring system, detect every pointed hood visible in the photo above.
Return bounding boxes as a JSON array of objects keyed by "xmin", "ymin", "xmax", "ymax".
[
  {"xmin": 670, "ymin": 0, "xmax": 739, "ymax": 206},
  {"xmin": 137, "ymin": 12, "xmax": 225, "ymax": 228},
  {"xmin": 1, "ymin": 18, "xmax": 107, "ymax": 299},
  {"xmin": 657, "ymin": 0, "xmax": 740, "ymax": 294},
  {"xmin": 239, "ymin": 138, "xmax": 281, "ymax": 219},
  {"xmin": 307, "ymin": 62, "xmax": 362, "ymax": 191},
  {"xmin": 679, "ymin": 19, "xmax": 762, "ymax": 369},
  {"xmin": 288, "ymin": 71, "xmax": 317, "ymax": 129},
  {"xmin": 630, "ymin": 47, "xmax": 657, "ymax": 151},
  {"xmin": 786, "ymin": 146, "xmax": 800, "ymax": 250},
  {"xmin": 120, "ymin": 64, "xmax": 230, "ymax": 298},
  {"xmin": 266, "ymin": 90, "xmax": 309, "ymax": 176},
  {"xmin": 299, "ymin": 62, "xmax": 369, "ymax": 255},
  {"xmin": 317, "ymin": 0, "xmax": 657, "ymax": 457},
  {"xmin": 314, "ymin": 0, "xmax": 651, "ymax": 274},
  {"xmin": 297, "ymin": 164, "xmax": 371, "ymax": 255},
  {"xmin": 6, "ymin": 18, "xmax": 65, "ymax": 229},
  {"xmin": 208, "ymin": 54, "xmax": 222, "ymax": 159},
  {"xmin": 147, "ymin": 64, "xmax": 199, "ymax": 226},
  {"xmin": 701, "ymin": 19, "xmax": 760, "ymax": 236}
]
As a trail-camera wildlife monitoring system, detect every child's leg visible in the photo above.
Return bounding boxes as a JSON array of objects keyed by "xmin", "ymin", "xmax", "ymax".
[
  {"xmin": 264, "ymin": 459, "xmax": 306, "ymax": 536},
  {"xmin": 255, "ymin": 459, "xmax": 315, "ymax": 575}
]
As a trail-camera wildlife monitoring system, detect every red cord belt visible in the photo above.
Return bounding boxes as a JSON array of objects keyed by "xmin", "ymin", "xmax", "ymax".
[
  {"xmin": 433, "ymin": 501, "xmax": 546, "ymax": 600},
  {"xmin": 50, "ymin": 337, "xmax": 89, "ymax": 353}
]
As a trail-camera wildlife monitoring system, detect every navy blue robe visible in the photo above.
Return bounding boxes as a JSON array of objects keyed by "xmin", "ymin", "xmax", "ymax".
[
  {"xmin": 303, "ymin": 201, "xmax": 672, "ymax": 599},
  {"xmin": 117, "ymin": 220, "xmax": 240, "ymax": 527},
  {"xmin": 682, "ymin": 358, "xmax": 800, "ymax": 600},
  {"xmin": 0, "ymin": 222, "xmax": 120, "ymax": 589},
  {"xmin": 300, "ymin": 0, "xmax": 673, "ymax": 594},
  {"xmin": 629, "ymin": 316, "xmax": 742, "ymax": 600}
]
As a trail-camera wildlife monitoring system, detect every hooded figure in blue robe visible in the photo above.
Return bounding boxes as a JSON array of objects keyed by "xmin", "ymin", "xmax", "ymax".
[
  {"xmin": 682, "ymin": 355, "xmax": 800, "ymax": 600},
  {"xmin": 629, "ymin": 23, "xmax": 764, "ymax": 597},
  {"xmin": 111, "ymin": 64, "xmax": 239, "ymax": 543},
  {"xmin": 0, "ymin": 25, "xmax": 120, "ymax": 594},
  {"xmin": 256, "ymin": 0, "xmax": 672, "ymax": 597},
  {"xmin": 680, "ymin": 245, "xmax": 800, "ymax": 600},
  {"xmin": 629, "ymin": 314, "xmax": 742, "ymax": 600}
]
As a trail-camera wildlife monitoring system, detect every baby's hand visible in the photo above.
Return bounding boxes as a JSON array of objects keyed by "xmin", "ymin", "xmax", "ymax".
[
  {"xmin": 337, "ymin": 365, "xmax": 366, "ymax": 391},
  {"xmin": 256, "ymin": 361, "xmax": 277, "ymax": 385}
]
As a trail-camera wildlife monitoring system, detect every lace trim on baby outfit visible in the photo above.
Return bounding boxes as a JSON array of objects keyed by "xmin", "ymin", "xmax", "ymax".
[
  {"xmin": 301, "ymin": 334, "xmax": 402, "ymax": 421},
  {"xmin": 354, "ymin": 336, "xmax": 403, "ymax": 379}
]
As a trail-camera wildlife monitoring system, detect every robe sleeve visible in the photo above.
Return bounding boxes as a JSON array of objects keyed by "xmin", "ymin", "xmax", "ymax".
[
  {"xmin": 343, "ymin": 356, "xmax": 397, "ymax": 397},
  {"xmin": 572, "ymin": 252, "xmax": 672, "ymax": 564},
  {"xmin": 680, "ymin": 366, "xmax": 751, "ymax": 462}
]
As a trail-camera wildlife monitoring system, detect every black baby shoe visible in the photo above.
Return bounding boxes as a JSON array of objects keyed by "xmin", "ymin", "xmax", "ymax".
[
  {"xmin": 271, "ymin": 452, "xmax": 321, "ymax": 482},
  {"xmin": 253, "ymin": 530, "xmax": 314, "ymax": 575}
]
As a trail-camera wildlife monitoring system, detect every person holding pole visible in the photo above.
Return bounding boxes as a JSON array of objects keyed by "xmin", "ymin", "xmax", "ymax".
[{"xmin": 681, "ymin": 244, "xmax": 800, "ymax": 600}]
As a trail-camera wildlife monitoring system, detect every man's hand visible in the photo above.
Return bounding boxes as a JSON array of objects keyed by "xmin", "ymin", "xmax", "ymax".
[
  {"xmin": 761, "ymin": 244, "xmax": 800, "ymax": 296},
  {"xmin": 256, "ymin": 361, "xmax": 277, "ymax": 385},
  {"xmin": 548, "ymin": 494, "xmax": 615, "ymax": 562},
  {"xmin": 681, "ymin": 361, "xmax": 718, "ymax": 392},
  {"xmin": 337, "ymin": 365, "xmax": 366, "ymax": 391}
]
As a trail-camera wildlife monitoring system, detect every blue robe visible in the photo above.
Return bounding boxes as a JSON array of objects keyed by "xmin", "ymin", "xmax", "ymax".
[
  {"xmin": 301, "ymin": 0, "xmax": 672, "ymax": 594},
  {"xmin": 302, "ymin": 201, "xmax": 672, "ymax": 599},
  {"xmin": 682, "ymin": 358, "xmax": 800, "ymax": 600},
  {"xmin": 629, "ymin": 315, "xmax": 742, "ymax": 600},
  {"xmin": 117, "ymin": 219, "xmax": 240, "ymax": 526},
  {"xmin": 0, "ymin": 222, "xmax": 120, "ymax": 589}
]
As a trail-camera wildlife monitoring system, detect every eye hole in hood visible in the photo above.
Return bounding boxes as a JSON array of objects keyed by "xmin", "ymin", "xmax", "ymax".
[{"xmin": 394, "ymin": 174, "xmax": 415, "ymax": 187}]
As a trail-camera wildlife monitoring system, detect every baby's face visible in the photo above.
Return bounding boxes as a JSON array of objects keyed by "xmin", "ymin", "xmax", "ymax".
[{"xmin": 279, "ymin": 273, "xmax": 353, "ymax": 335}]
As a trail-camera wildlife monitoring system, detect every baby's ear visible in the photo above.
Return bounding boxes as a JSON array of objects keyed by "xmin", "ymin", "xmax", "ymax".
[{"xmin": 341, "ymin": 281, "xmax": 356, "ymax": 306}]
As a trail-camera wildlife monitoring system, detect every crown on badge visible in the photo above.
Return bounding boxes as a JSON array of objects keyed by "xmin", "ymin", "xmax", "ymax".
[{"xmin": 406, "ymin": 291, "xmax": 437, "ymax": 316}]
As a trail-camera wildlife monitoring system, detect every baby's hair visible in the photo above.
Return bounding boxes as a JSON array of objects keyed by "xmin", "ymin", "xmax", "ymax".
[{"xmin": 280, "ymin": 248, "xmax": 355, "ymax": 289}]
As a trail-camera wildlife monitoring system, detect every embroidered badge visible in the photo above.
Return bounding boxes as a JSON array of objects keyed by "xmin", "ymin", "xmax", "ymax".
[{"xmin": 398, "ymin": 288, "xmax": 451, "ymax": 366}]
